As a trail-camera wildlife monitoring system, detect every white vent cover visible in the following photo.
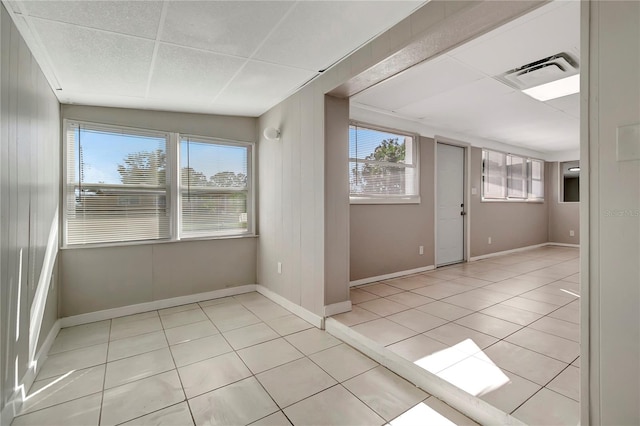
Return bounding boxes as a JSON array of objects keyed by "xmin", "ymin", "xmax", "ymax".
[{"xmin": 496, "ymin": 53, "xmax": 579, "ymax": 90}]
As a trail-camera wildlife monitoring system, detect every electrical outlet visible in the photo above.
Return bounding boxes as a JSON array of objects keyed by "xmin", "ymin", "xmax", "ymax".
[
  {"xmin": 277, "ymin": 262, "xmax": 282, "ymax": 274},
  {"xmin": 419, "ymin": 246, "xmax": 424, "ymax": 255},
  {"xmin": 570, "ymin": 230, "xmax": 575, "ymax": 237},
  {"xmin": 488, "ymin": 237, "xmax": 492, "ymax": 244}
]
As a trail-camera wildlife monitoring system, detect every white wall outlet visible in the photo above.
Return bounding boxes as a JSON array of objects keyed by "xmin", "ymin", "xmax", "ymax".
[
  {"xmin": 488, "ymin": 237, "xmax": 492, "ymax": 244},
  {"xmin": 570, "ymin": 230, "xmax": 575, "ymax": 237},
  {"xmin": 471, "ymin": 187, "xmax": 478, "ymax": 195},
  {"xmin": 277, "ymin": 262, "xmax": 282, "ymax": 274},
  {"xmin": 419, "ymin": 246, "xmax": 424, "ymax": 255}
]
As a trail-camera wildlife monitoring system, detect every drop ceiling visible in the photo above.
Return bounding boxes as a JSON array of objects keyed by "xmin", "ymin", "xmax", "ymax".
[
  {"xmin": 352, "ymin": 0, "xmax": 580, "ymax": 154},
  {"xmin": 4, "ymin": 0, "xmax": 424, "ymax": 117}
]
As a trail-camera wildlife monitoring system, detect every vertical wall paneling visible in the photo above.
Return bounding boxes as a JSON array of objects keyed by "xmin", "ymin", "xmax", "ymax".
[{"xmin": 0, "ymin": 4, "xmax": 61, "ymax": 420}]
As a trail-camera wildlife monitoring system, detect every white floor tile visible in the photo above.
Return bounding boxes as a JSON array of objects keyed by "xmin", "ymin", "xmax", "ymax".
[
  {"xmin": 284, "ymin": 385, "xmax": 385, "ymax": 426},
  {"xmin": 343, "ymin": 366, "xmax": 427, "ymax": 421},
  {"xmin": 119, "ymin": 402, "xmax": 194, "ymax": 426},
  {"xmin": 36, "ymin": 343, "xmax": 107, "ymax": 381},
  {"xmin": 415, "ymin": 301, "xmax": 474, "ymax": 321},
  {"xmin": 160, "ymin": 308, "xmax": 208, "ymax": 329},
  {"xmin": 423, "ymin": 323, "xmax": 498, "ymax": 355},
  {"xmin": 164, "ymin": 320, "xmax": 219, "ymax": 345},
  {"xmin": 104, "ymin": 348, "xmax": 175, "ymax": 389},
  {"xmin": 189, "ymin": 377, "xmax": 278, "ymax": 426},
  {"xmin": 360, "ymin": 283, "xmax": 404, "ymax": 297},
  {"xmin": 547, "ymin": 365, "xmax": 580, "ymax": 402},
  {"xmin": 284, "ymin": 328, "xmax": 341, "ymax": 355},
  {"xmin": 350, "ymin": 288, "xmax": 380, "ymax": 304},
  {"xmin": 170, "ymin": 333, "xmax": 233, "ymax": 367},
  {"xmin": 222, "ymin": 323, "xmax": 280, "ymax": 350},
  {"xmin": 512, "ymin": 388, "xmax": 579, "ymax": 425},
  {"xmin": 411, "ymin": 282, "xmax": 472, "ymax": 300},
  {"xmin": 264, "ymin": 314, "xmax": 314, "ymax": 336},
  {"xmin": 49, "ymin": 321, "xmax": 110, "ymax": 355},
  {"xmin": 386, "ymin": 309, "xmax": 447, "ymax": 333},
  {"xmin": 107, "ymin": 330, "xmax": 167, "ymax": 362},
  {"xmin": 390, "ymin": 397, "xmax": 479, "ymax": 426},
  {"xmin": 110, "ymin": 316, "xmax": 163, "ymax": 341},
  {"xmin": 505, "ymin": 328, "xmax": 579, "ymax": 363},
  {"xmin": 529, "ymin": 316, "xmax": 580, "ymax": 342},
  {"xmin": 20, "ymin": 365, "xmax": 105, "ymax": 415},
  {"xmin": 384, "ymin": 292, "xmax": 435, "ymax": 308},
  {"xmin": 111, "ymin": 311, "xmax": 158, "ymax": 326},
  {"xmin": 309, "ymin": 344, "xmax": 377, "ymax": 382},
  {"xmin": 437, "ymin": 356, "xmax": 511, "ymax": 398},
  {"xmin": 548, "ymin": 301, "xmax": 580, "ymax": 324},
  {"xmin": 249, "ymin": 411, "xmax": 291, "ymax": 426},
  {"xmin": 351, "ymin": 318, "xmax": 417, "ymax": 346},
  {"xmin": 237, "ymin": 338, "xmax": 304, "ymax": 374},
  {"xmin": 500, "ymin": 297, "xmax": 559, "ymax": 315},
  {"xmin": 12, "ymin": 393, "xmax": 102, "ymax": 426},
  {"xmin": 358, "ymin": 298, "xmax": 410, "ymax": 317},
  {"xmin": 101, "ymin": 370, "xmax": 185, "ymax": 426},
  {"xmin": 480, "ymin": 304, "xmax": 543, "ymax": 326},
  {"xmin": 159, "ymin": 303, "xmax": 201, "ymax": 316},
  {"xmin": 482, "ymin": 341, "xmax": 568, "ymax": 386},
  {"xmin": 477, "ymin": 369, "xmax": 540, "ymax": 414},
  {"xmin": 179, "ymin": 352, "xmax": 251, "ymax": 398},
  {"xmin": 455, "ymin": 313, "xmax": 522, "ymax": 339},
  {"xmin": 256, "ymin": 358, "xmax": 337, "ymax": 408}
]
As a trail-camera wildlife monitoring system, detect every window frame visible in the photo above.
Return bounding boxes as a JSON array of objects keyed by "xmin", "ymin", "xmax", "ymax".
[
  {"xmin": 481, "ymin": 148, "xmax": 545, "ymax": 203},
  {"xmin": 348, "ymin": 121, "xmax": 420, "ymax": 204},
  {"xmin": 62, "ymin": 119, "xmax": 255, "ymax": 248}
]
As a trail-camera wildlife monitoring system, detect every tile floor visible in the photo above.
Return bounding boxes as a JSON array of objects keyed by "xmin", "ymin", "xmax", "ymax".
[
  {"xmin": 334, "ymin": 246, "xmax": 580, "ymax": 425},
  {"xmin": 13, "ymin": 292, "xmax": 479, "ymax": 426}
]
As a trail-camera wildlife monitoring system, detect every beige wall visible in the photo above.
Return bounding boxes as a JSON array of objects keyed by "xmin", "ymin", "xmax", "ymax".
[
  {"xmin": 350, "ymin": 136, "xmax": 435, "ymax": 281},
  {"xmin": 547, "ymin": 161, "xmax": 580, "ymax": 244},
  {"xmin": 59, "ymin": 238, "xmax": 257, "ymax": 316},
  {"xmin": 586, "ymin": 1, "xmax": 640, "ymax": 423},
  {"xmin": 469, "ymin": 147, "xmax": 549, "ymax": 257},
  {"xmin": 1, "ymin": 3, "xmax": 61, "ymax": 415}
]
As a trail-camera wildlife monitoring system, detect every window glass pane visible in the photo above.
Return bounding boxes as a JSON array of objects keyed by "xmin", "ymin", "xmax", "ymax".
[
  {"xmin": 349, "ymin": 124, "xmax": 417, "ymax": 199},
  {"xmin": 180, "ymin": 138, "xmax": 250, "ymax": 237},
  {"xmin": 529, "ymin": 159, "xmax": 544, "ymax": 199},
  {"xmin": 66, "ymin": 123, "xmax": 169, "ymax": 245},
  {"xmin": 482, "ymin": 150, "xmax": 506, "ymax": 199},
  {"xmin": 507, "ymin": 155, "xmax": 527, "ymax": 198}
]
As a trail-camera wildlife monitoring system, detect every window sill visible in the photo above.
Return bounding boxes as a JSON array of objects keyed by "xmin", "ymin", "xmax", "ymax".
[
  {"xmin": 350, "ymin": 196, "xmax": 421, "ymax": 205},
  {"xmin": 61, "ymin": 233, "xmax": 258, "ymax": 250},
  {"xmin": 480, "ymin": 198, "xmax": 545, "ymax": 204}
]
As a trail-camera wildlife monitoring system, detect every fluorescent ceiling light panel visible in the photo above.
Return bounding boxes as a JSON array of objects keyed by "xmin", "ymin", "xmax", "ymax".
[{"xmin": 522, "ymin": 74, "xmax": 580, "ymax": 101}]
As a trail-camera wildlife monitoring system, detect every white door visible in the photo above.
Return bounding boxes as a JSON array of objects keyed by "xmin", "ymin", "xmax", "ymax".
[{"xmin": 436, "ymin": 143, "xmax": 465, "ymax": 266}]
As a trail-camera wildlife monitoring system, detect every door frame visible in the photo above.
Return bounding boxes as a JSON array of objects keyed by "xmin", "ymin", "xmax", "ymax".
[{"xmin": 434, "ymin": 137, "xmax": 471, "ymax": 267}]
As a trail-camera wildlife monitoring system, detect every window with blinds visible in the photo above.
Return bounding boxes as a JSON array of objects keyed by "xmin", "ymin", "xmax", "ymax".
[
  {"xmin": 349, "ymin": 123, "xmax": 418, "ymax": 202},
  {"xmin": 482, "ymin": 149, "xmax": 544, "ymax": 201},
  {"xmin": 65, "ymin": 122, "xmax": 170, "ymax": 245},
  {"xmin": 179, "ymin": 137, "xmax": 250, "ymax": 238}
]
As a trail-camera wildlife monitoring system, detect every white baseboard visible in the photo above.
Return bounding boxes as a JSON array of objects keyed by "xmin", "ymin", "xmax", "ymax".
[
  {"xmin": 469, "ymin": 243, "xmax": 549, "ymax": 261},
  {"xmin": 547, "ymin": 242, "xmax": 580, "ymax": 248},
  {"xmin": 1, "ymin": 319, "xmax": 61, "ymax": 425},
  {"xmin": 350, "ymin": 265, "xmax": 435, "ymax": 287},
  {"xmin": 325, "ymin": 318, "xmax": 525, "ymax": 426},
  {"xmin": 256, "ymin": 285, "xmax": 324, "ymax": 329},
  {"xmin": 324, "ymin": 300, "xmax": 352, "ymax": 317},
  {"xmin": 60, "ymin": 285, "xmax": 257, "ymax": 328}
]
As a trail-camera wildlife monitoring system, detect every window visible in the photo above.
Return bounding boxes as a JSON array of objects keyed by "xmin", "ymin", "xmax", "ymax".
[
  {"xmin": 65, "ymin": 122, "xmax": 170, "ymax": 245},
  {"xmin": 349, "ymin": 123, "xmax": 418, "ymax": 202},
  {"xmin": 180, "ymin": 137, "xmax": 250, "ymax": 238},
  {"xmin": 64, "ymin": 121, "xmax": 253, "ymax": 246},
  {"xmin": 560, "ymin": 160, "xmax": 579, "ymax": 202},
  {"xmin": 482, "ymin": 149, "xmax": 544, "ymax": 201}
]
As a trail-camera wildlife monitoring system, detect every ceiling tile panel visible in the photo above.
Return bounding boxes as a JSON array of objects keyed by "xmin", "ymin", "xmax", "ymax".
[
  {"xmin": 353, "ymin": 56, "xmax": 484, "ymax": 111},
  {"xmin": 23, "ymin": 1, "xmax": 163, "ymax": 39},
  {"xmin": 32, "ymin": 19, "xmax": 155, "ymax": 97},
  {"xmin": 148, "ymin": 44, "xmax": 246, "ymax": 102},
  {"xmin": 254, "ymin": 1, "xmax": 422, "ymax": 71},
  {"xmin": 161, "ymin": 1, "xmax": 294, "ymax": 58},
  {"xmin": 214, "ymin": 60, "xmax": 317, "ymax": 113},
  {"xmin": 450, "ymin": 1, "xmax": 580, "ymax": 76},
  {"xmin": 546, "ymin": 93, "xmax": 580, "ymax": 119}
]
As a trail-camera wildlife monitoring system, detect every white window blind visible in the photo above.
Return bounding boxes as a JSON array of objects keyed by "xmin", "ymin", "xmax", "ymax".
[
  {"xmin": 507, "ymin": 154, "xmax": 527, "ymax": 198},
  {"xmin": 482, "ymin": 150, "xmax": 507, "ymax": 199},
  {"xmin": 180, "ymin": 137, "xmax": 250, "ymax": 238},
  {"xmin": 349, "ymin": 124, "xmax": 418, "ymax": 200},
  {"xmin": 65, "ymin": 122, "xmax": 170, "ymax": 245},
  {"xmin": 529, "ymin": 159, "xmax": 544, "ymax": 199}
]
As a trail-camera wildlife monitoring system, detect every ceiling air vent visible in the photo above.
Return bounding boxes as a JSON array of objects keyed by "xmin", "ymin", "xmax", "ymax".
[{"xmin": 496, "ymin": 52, "xmax": 579, "ymax": 90}]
